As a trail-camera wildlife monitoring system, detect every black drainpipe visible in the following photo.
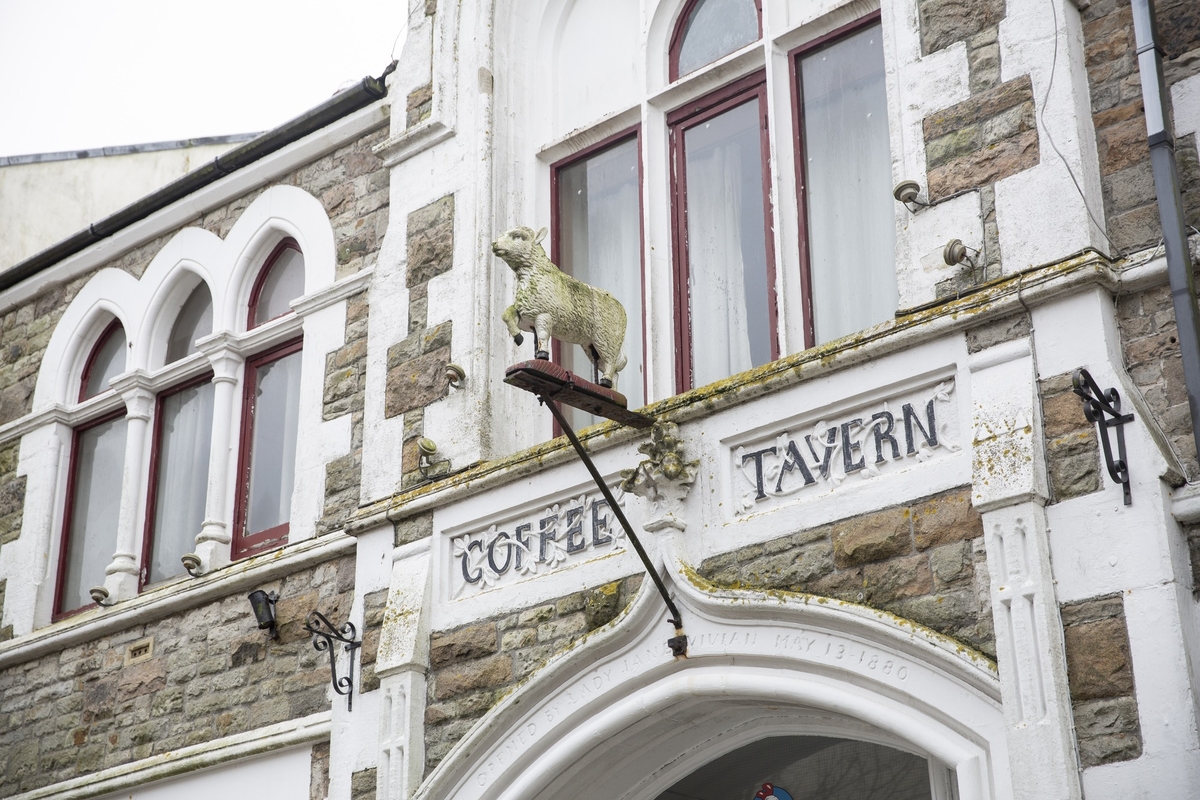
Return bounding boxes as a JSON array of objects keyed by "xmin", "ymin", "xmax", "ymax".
[
  {"xmin": 0, "ymin": 63, "xmax": 395, "ymax": 295},
  {"xmin": 1130, "ymin": 0, "xmax": 1200, "ymax": 468}
]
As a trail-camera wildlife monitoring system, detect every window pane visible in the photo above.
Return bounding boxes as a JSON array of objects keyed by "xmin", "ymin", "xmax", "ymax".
[
  {"xmin": 684, "ymin": 97, "xmax": 772, "ymax": 388},
  {"xmin": 656, "ymin": 735, "xmax": 933, "ymax": 799},
  {"xmin": 801, "ymin": 23, "xmax": 897, "ymax": 344},
  {"xmin": 247, "ymin": 350, "xmax": 302, "ymax": 536},
  {"xmin": 557, "ymin": 136, "xmax": 643, "ymax": 428},
  {"xmin": 253, "ymin": 246, "xmax": 305, "ymax": 327},
  {"xmin": 83, "ymin": 326, "xmax": 126, "ymax": 399},
  {"xmin": 677, "ymin": 0, "xmax": 759, "ymax": 77},
  {"xmin": 148, "ymin": 381, "xmax": 214, "ymax": 583},
  {"xmin": 166, "ymin": 283, "xmax": 213, "ymax": 363},
  {"xmin": 61, "ymin": 416, "xmax": 127, "ymax": 612}
]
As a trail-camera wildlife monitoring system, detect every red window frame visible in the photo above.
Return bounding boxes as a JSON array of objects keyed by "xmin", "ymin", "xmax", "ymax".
[
  {"xmin": 668, "ymin": 0, "xmax": 763, "ymax": 82},
  {"xmin": 78, "ymin": 319, "xmax": 124, "ymax": 402},
  {"xmin": 231, "ymin": 336, "xmax": 303, "ymax": 560},
  {"xmin": 247, "ymin": 238, "xmax": 302, "ymax": 330},
  {"xmin": 54, "ymin": 406, "xmax": 127, "ymax": 620},
  {"xmin": 549, "ymin": 126, "xmax": 647, "ymax": 422},
  {"xmin": 140, "ymin": 370, "xmax": 214, "ymax": 587},
  {"xmin": 788, "ymin": 10, "xmax": 883, "ymax": 351},
  {"xmin": 667, "ymin": 70, "xmax": 778, "ymax": 393}
]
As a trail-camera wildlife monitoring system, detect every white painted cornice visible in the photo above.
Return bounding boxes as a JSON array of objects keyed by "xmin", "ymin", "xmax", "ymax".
[
  {"xmin": 291, "ymin": 267, "xmax": 374, "ymax": 316},
  {"xmin": 0, "ymin": 532, "xmax": 355, "ymax": 670},
  {"xmin": 8, "ymin": 712, "xmax": 331, "ymax": 800},
  {"xmin": 373, "ymin": 118, "xmax": 457, "ymax": 167}
]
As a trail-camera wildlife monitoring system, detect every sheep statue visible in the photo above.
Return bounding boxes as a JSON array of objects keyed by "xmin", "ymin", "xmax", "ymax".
[{"xmin": 492, "ymin": 225, "xmax": 628, "ymax": 390}]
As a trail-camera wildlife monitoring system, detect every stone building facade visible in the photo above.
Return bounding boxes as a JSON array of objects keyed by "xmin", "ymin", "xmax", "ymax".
[{"xmin": 2, "ymin": 0, "xmax": 1200, "ymax": 799}]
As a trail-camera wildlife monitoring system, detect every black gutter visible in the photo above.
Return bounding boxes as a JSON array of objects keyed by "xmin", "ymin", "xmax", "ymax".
[
  {"xmin": 0, "ymin": 64, "xmax": 394, "ymax": 295},
  {"xmin": 1130, "ymin": 0, "xmax": 1200, "ymax": 472}
]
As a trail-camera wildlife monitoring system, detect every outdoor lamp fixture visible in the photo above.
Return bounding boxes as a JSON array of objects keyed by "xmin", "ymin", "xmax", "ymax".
[
  {"xmin": 943, "ymin": 238, "xmax": 983, "ymax": 284},
  {"xmin": 247, "ymin": 589, "xmax": 279, "ymax": 639},
  {"xmin": 304, "ymin": 610, "xmax": 361, "ymax": 711},
  {"xmin": 893, "ymin": 179, "xmax": 928, "ymax": 212}
]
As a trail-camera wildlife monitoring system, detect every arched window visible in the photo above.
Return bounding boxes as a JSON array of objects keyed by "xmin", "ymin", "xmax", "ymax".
[
  {"xmin": 234, "ymin": 243, "xmax": 306, "ymax": 559},
  {"xmin": 57, "ymin": 322, "xmax": 129, "ymax": 617},
  {"xmin": 656, "ymin": 735, "xmax": 935, "ymax": 799},
  {"xmin": 166, "ymin": 282, "xmax": 214, "ymax": 363},
  {"xmin": 669, "ymin": 0, "xmax": 761, "ymax": 81},
  {"xmin": 248, "ymin": 239, "xmax": 305, "ymax": 328},
  {"xmin": 80, "ymin": 320, "xmax": 126, "ymax": 400}
]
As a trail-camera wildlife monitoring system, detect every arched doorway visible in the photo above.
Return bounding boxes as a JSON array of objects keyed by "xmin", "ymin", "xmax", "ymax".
[{"xmin": 417, "ymin": 560, "xmax": 1010, "ymax": 800}]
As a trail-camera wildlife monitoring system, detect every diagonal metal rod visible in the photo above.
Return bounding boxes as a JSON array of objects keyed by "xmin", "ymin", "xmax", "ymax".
[{"xmin": 542, "ymin": 398, "xmax": 684, "ymax": 635}]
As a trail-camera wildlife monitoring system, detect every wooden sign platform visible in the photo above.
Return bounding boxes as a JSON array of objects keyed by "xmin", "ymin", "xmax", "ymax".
[{"xmin": 504, "ymin": 360, "xmax": 654, "ymax": 429}]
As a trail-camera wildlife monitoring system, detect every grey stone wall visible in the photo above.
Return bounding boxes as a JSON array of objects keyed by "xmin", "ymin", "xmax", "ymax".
[
  {"xmin": 699, "ymin": 487, "xmax": 996, "ymax": 659},
  {"xmin": 0, "ymin": 440, "xmax": 24, "ymax": 640},
  {"xmin": 1039, "ymin": 372, "xmax": 1104, "ymax": 502},
  {"xmin": 424, "ymin": 575, "xmax": 643, "ymax": 775},
  {"xmin": 310, "ymin": 742, "xmax": 331, "ymax": 800},
  {"xmin": 1117, "ymin": 283, "xmax": 1198, "ymax": 477},
  {"xmin": 1060, "ymin": 593, "xmax": 1143, "ymax": 767},
  {"xmin": 1081, "ymin": 0, "xmax": 1200, "ymax": 253},
  {"xmin": 0, "ymin": 556, "xmax": 355, "ymax": 797},
  {"xmin": 321, "ymin": 289, "xmax": 371, "ymax": 533},
  {"xmin": 385, "ymin": 194, "xmax": 457, "ymax": 489}
]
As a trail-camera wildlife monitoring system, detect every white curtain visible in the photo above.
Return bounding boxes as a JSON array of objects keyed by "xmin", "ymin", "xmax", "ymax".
[
  {"xmin": 248, "ymin": 351, "xmax": 302, "ymax": 535},
  {"xmin": 149, "ymin": 382, "xmax": 214, "ymax": 583},
  {"xmin": 802, "ymin": 23, "xmax": 897, "ymax": 344},
  {"xmin": 688, "ymin": 142, "xmax": 753, "ymax": 387},
  {"xmin": 63, "ymin": 416, "xmax": 126, "ymax": 611}
]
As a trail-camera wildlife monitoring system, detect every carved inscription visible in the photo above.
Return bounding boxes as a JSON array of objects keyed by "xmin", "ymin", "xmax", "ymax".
[
  {"xmin": 733, "ymin": 380, "xmax": 959, "ymax": 513},
  {"xmin": 451, "ymin": 493, "xmax": 625, "ymax": 596}
]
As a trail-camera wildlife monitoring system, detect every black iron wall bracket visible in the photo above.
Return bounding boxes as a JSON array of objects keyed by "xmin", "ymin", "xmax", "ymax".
[
  {"xmin": 305, "ymin": 611, "xmax": 362, "ymax": 711},
  {"xmin": 1072, "ymin": 368, "xmax": 1135, "ymax": 506}
]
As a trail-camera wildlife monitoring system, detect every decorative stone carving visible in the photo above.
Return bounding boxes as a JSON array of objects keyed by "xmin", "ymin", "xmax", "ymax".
[
  {"xmin": 620, "ymin": 423, "xmax": 699, "ymax": 532},
  {"xmin": 492, "ymin": 225, "xmax": 628, "ymax": 389}
]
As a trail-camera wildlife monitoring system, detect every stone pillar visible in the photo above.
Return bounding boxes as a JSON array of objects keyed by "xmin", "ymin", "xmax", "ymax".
[
  {"xmin": 374, "ymin": 539, "xmax": 431, "ymax": 800},
  {"xmin": 101, "ymin": 372, "xmax": 155, "ymax": 602},
  {"xmin": 189, "ymin": 335, "xmax": 244, "ymax": 575},
  {"xmin": 969, "ymin": 337, "xmax": 1082, "ymax": 799}
]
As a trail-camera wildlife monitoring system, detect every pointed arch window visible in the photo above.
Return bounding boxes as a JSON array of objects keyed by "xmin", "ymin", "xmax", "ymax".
[
  {"xmin": 234, "ymin": 241, "xmax": 306, "ymax": 560},
  {"xmin": 166, "ymin": 282, "xmax": 214, "ymax": 362},
  {"xmin": 248, "ymin": 239, "xmax": 305, "ymax": 328},
  {"xmin": 669, "ymin": 0, "xmax": 761, "ymax": 81},
  {"xmin": 80, "ymin": 320, "xmax": 126, "ymax": 400},
  {"xmin": 57, "ymin": 322, "xmax": 129, "ymax": 617}
]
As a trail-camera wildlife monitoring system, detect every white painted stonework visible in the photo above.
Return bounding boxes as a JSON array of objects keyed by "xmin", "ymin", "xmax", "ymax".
[{"xmin": 418, "ymin": 534, "xmax": 1008, "ymax": 800}]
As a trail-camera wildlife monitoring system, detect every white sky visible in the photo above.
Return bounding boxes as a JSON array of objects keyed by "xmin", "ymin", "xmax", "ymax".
[{"xmin": 0, "ymin": 0, "xmax": 407, "ymax": 157}]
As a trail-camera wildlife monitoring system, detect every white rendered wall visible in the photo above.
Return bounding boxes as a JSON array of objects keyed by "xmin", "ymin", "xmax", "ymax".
[
  {"xmin": 94, "ymin": 745, "xmax": 313, "ymax": 800},
  {"xmin": 0, "ymin": 143, "xmax": 239, "ymax": 271}
]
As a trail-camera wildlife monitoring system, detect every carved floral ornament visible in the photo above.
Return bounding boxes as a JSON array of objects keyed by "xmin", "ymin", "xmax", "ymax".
[{"xmin": 619, "ymin": 422, "xmax": 700, "ymax": 532}]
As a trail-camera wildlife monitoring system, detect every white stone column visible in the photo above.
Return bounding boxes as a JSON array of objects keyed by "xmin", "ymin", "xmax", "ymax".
[
  {"xmin": 374, "ymin": 539, "xmax": 432, "ymax": 800},
  {"xmin": 101, "ymin": 371, "xmax": 155, "ymax": 602},
  {"xmin": 969, "ymin": 338, "xmax": 1082, "ymax": 800},
  {"xmin": 189, "ymin": 335, "xmax": 245, "ymax": 575}
]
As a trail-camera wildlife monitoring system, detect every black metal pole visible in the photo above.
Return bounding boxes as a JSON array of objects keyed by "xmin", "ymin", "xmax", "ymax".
[{"xmin": 541, "ymin": 398, "xmax": 686, "ymax": 652}]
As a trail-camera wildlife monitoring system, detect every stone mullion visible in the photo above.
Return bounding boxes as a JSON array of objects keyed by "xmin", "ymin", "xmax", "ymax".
[
  {"xmin": 970, "ymin": 338, "xmax": 1082, "ymax": 799},
  {"xmin": 192, "ymin": 340, "xmax": 245, "ymax": 574},
  {"xmin": 102, "ymin": 373, "xmax": 155, "ymax": 602}
]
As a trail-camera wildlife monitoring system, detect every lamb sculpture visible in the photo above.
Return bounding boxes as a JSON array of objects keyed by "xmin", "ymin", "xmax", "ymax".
[{"xmin": 492, "ymin": 225, "xmax": 628, "ymax": 390}]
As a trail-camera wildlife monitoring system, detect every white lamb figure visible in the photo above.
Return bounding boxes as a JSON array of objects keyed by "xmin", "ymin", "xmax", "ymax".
[{"xmin": 492, "ymin": 225, "xmax": 628, "ymax": 390}]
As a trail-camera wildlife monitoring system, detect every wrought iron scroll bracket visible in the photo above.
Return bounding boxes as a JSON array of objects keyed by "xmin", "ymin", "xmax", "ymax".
[
  {"xmin": 304, "ymin": 611, "xmax": 362, "ymax": 711},
  {"xmin": 540, "ymin": 398, "xmax": 688, "ymax": 658},
  {"xmin": 1072, "ymin": 368, "xmax": 1135, "ymax": 506}
]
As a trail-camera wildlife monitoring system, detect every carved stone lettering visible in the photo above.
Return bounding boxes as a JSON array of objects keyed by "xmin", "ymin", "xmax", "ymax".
[{"xmin": 732, "ymin": 380, "xmax": 959, "ymax": 514}]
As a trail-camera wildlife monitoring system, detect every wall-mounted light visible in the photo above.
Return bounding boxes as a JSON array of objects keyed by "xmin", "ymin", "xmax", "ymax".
[
  {"xmin": 247, "ymin": 589, "xmax": 279, "ymax": 639},
  {"xmin": 89, "ymin": 585, "xmax": 115, "ymax": 607},
  {"xmin": 418, "ymin": 437, "xmax": 451, "ymax": 480},
  {"xmin": 180, "ymin": 552, "xmax": 202, "ymax": 577},
  {"xmin": 893, "ymin": 180, "xmax": 928, "ymax": 212},
  {"xmin": 445, "ymin": 363, "xmax": 466, "ymax": 389},
  {"xmin": 943, "ymin": 238, "xmax": 982, "ymax": 283}
]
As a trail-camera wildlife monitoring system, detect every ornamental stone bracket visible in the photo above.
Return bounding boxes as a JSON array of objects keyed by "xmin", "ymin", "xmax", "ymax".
[{"xmin": 619, "ymin": 422, "xmax": 699, "ymax": 533}]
